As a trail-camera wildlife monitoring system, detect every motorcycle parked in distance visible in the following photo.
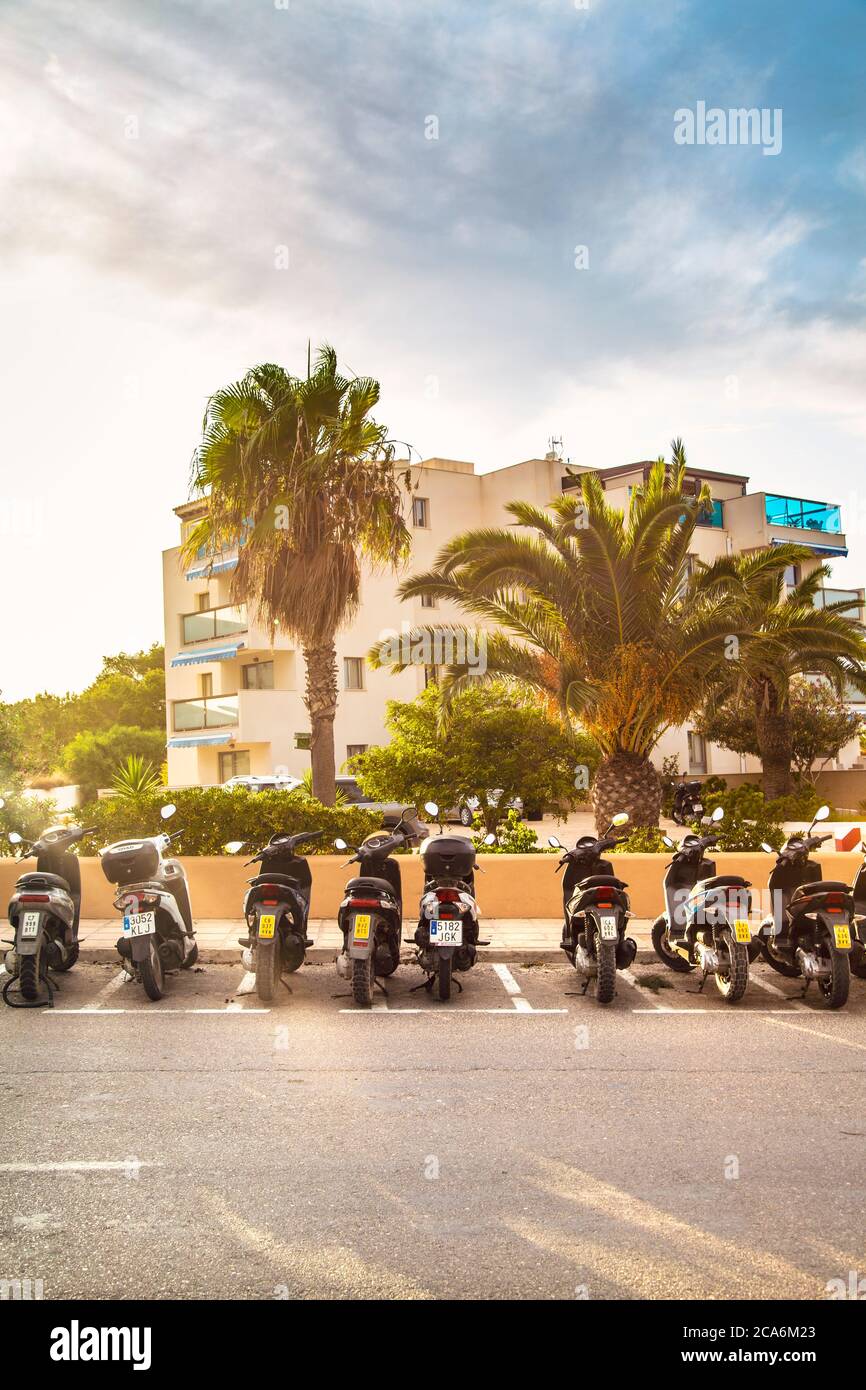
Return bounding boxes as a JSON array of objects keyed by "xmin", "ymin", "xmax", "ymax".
[
  {"xmin": 412, "ymin": 803, "xmax": 494, "ymax": 1001},
  {"xmin": 229, "ymin": 830, "xmax": 324, "ymax": 1002},
  {"xmin": 650, "ymin": 806, "xmax": 755, "ymax": 1002},
  {"xmin": 670, "ymin": 777, "xmax": 705, "ymax": 826},
  {"xmin": 101, "ymin": 804, "xmax": 197, "ymax": 1001},
  {"xmin": 3, "ymin": 821, "xmax": 95, "ymax": 1006},
  {"xmin": 757, "ymin": 805, "xmax": 857, "ymax": 1008},
  {"xmin": 548, "ymin": 812, "xmax": 634, "ymax": 1004},
  {"xmin": 333, "ymin": 809, "xmax": 418, "ymax": 1007}
]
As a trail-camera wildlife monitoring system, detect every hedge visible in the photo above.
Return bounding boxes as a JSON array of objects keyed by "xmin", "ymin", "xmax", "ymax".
[{"xmin": 68, "ymin": 787, "xmax": 384, "ymax": 857}]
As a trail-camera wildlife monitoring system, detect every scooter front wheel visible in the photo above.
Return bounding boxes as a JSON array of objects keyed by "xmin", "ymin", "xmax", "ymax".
[
  {"xmin": 651, "ymin": 917, "xmax": 692, "ymax": 973},
  {"xmin": 714, "ymin": 929, "xmax": 749, "ymax": 1003},
  {"xmin": 139, "ymin": 939, "xmax": 165, "ymax": 1001}
]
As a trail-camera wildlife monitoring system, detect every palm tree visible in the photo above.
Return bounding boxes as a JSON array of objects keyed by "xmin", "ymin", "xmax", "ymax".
[
  {"xmin": 696, "ymin": 550, "xmax": 866, "ymax": 797},
  {"xmin": 370, "ymin": 446, "xmax": 823, "ymax": 830},
  {"xmin": 183, "ymin": 346, "xmax": 411, "ymax": 804}
]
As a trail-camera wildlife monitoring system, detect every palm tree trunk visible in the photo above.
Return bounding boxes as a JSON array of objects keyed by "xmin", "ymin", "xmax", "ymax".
[
  {"xmin": 591, "ymin": 751, "xmax": 660, "ymax": 833},
  {"xmin": 303, "ymin": 639, "xmax": 338, "ymax": 805},
  {"xmin": 755, "ymin": 688, "xmax": 793, "ymax": 799}
]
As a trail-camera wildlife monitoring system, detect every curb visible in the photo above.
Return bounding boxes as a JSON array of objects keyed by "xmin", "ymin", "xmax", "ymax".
[{"xmin": 77, "ymin": 945, "xmax": 660, "ymax": 967}]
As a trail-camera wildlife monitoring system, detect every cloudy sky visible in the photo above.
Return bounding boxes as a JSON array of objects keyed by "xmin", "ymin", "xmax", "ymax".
[{"xmin": 2, "ymin": 0, "xmax": 865, "ymax": 699}]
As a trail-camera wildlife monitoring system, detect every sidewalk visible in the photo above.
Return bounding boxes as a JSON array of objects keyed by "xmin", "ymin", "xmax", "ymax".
[{"xmin": 75, "ymin": 919, "xmax": 656, "ymax": 963}]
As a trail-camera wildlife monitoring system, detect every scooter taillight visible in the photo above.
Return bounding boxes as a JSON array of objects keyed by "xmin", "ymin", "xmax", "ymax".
[
  {"xmin": 596, "ymin": 901, "xmax": 614, "ymax": 909},
  {"xmin": 261, "ymin": 899, "xmax": 279, "ymax": 906},
  {"xmin": 435, "ymin": 889, "xmax": 461, "ymax": 903},
  {"xmin": 823, "ymin": 893, "xmax": 846, "ymax": 908},
  {"xmin": 19, "ymin": 894, "xmax": 50, "ymax": 903},
  {"xmin": 349, "ymin": 897, "xmax": 381, "ymax": 908}
]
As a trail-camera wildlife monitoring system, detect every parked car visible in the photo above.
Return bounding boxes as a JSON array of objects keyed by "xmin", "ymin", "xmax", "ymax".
[
  {"xmin": 450, "ymin": 792, "xmax": 543, "ymax": 826},
  {"xmin": 221, "ymin": 774, "xmax": 304, "ymax": 794},
  {"xmin": 334, "ymin": 777, "xmax": 426, "ymax": 840}
]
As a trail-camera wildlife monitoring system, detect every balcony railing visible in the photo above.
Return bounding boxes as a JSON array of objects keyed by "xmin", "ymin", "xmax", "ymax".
[
  {"xmin": 172, "ymin": 694, "xmax": 239, "ymax": 732},
  {"xmin": 181, "ymin": 605, "xmax": 247, "ymax": 645},
  {"xmin": 814, "ymin": 588, "xmax": 864, "ymax": 621},
  {"xmin": 765, "ymin": 494, "xmax": 841, "ymax": 534},
  {"xmin": 697, "ymin": 498, "xmax": 724, "ymax": 528}
]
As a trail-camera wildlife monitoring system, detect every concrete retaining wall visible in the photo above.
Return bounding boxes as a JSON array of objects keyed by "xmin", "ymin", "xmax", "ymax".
[{"xmin": 2, "ymin": 852, "xmax": 863, "ymax": 921}]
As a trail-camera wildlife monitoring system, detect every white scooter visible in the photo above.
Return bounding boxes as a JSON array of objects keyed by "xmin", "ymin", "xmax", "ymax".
[{"xmin": 100, "ymin": 805, "xmax": 197, "ymax": 1001}]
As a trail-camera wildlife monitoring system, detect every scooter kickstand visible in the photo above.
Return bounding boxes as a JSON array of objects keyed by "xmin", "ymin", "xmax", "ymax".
[
  {"xmin": 373, "ymin": 977, "xmax": 389, "ymax": 997},
  {"xmin": 409, "ymin": 976, "xmax": 434, "ymax": 994}
]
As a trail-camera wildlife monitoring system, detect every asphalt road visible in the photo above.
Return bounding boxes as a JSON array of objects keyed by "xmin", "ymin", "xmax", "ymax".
[{"xmin": 1, "ymin": 956, "xmax": 865, "ymax": 1301}]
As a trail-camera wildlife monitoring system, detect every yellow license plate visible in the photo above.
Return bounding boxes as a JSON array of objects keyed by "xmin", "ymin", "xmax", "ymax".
[
  {"xmin": 259, "ymin": 914, "xmax": 276, "ymax": 939},
  {"xmin": 734, "ymin": 920, "xmax": 752, "ymax": 944},
  {"xmin": 353, "ymin": 914, "xmax": 371, "ymax": 940},
  {"xmin": 834, "ymin": 924, "xmax": 851, "ymax": 950}
]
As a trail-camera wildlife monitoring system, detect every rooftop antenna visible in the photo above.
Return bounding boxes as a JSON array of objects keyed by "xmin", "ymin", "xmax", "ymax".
[{"xmin": 546, "ymin": 435, "xmax": 563, "ymax": 461}]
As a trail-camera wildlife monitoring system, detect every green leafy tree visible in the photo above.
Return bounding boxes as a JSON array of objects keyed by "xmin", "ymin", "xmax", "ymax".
[
  {"xmin": 183, "ymin": 345, "xmax": 410, "ymax": 805},
  {"xmin": 351, "ymin": 682, "xmax": 587, "ymax": 832},
  {"xmin": 372, "ymin": 443, "xmax": 820, "ymax": 831},
  {"xmin": 61, "ymin": 726, "xmax": 167, "ymax": 802}
]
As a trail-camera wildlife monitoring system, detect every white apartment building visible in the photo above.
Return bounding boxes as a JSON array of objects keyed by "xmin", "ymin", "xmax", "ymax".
[{"xmin": 162, "ymin": 455, "xmax": 864, "ymax": 787}]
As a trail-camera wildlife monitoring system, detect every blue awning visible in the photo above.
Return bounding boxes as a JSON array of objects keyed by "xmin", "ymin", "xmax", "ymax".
[
  {"xmin": 185, "ymin": 556, "xmax": 238, "ymax": 580},
  {"xmin": 770, "ymin": 538, "xmax": 848, "ymax": 557},
  {"xmin": 167, "ymin": 733, "xmax": 234, "ymax": 749},
  {"xmin": 170, "ymin": 642, "xmax": 245, "ymax": 667}
]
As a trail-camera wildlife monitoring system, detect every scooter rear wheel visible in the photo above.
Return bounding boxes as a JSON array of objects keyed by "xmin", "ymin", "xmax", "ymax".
[
  {"xmin": 351, "ymin": 955, "xmax": 374, "ymax": 1007},
  {"xmin": 714, "ymin": 930, "xmax": 749, "ymax": 1003},
  {"xmin": 651, "ymin": 917, "xmax": 692, "ymax": 973},
  {"xmin": 596, "ymin": 938, "xmax": 617, "ymax": 1004},
  {"xmin": 19, "ymin": 952, "xmax": 40, "ymax": 1001},
  {"xmin": 256, "ymin": 939, "xmax": 280, "ymax": 1002},
  {"xmin": 139, "ymin": 939, "xmax": 165, "ymax": 1001},
  {"xmin": 437, "ymin": 954, "xmax": 452, "ymax": 1001},
  {"xmin": 818, "ymin": 934, "xmax": 850, "ymax": 1009}
]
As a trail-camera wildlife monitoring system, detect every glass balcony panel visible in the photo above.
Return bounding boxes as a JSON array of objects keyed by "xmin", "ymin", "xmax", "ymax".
[
  {"xmin": 173, "ymin": 695, "xmax": 238, "ymax": 731},
  {"xmin": 214, "ymin": 606, "xmax": 247, "ymax": 638},
  {"xmin": 181, "ymin": 605, "xmax": 247, "ymax": 644},
  {"xmin": 765, "ymin": 495, "xmax": 841, "ymax": 533},
  {"xmin": 697, "ymin": 498, "xmax": 724, "ymax": 528},
  {"xmin": 182, "ymin": 612, "xmax": 217, "ymax": 643},
  {"xmin": 814, "ymin": 588, "xmax": 863, "ymax": 620}
]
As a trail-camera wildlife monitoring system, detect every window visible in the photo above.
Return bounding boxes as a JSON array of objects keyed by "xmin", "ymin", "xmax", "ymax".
[
  {"xmin": 200, "ymin": 673, "xmax": 213, "ymax": 699},
  {"xmin": 412, "ymin": 496, "xmax": 430, "ymax": 528},
  {"xmin": 344, "ymin": 657, "xmax": 365, "ymax": 691},
  {"xmin": 346, "ymin": 744, "xmax": 368, "ymax": 760},
  {"xmin": 687, "ymin": 731, "xmax": 707, "ymax": 775},
  {"xmin": 219, "ymin": 750, "xmax": 250, "ymax": 781},
  {"xmin": 295, "ymin": 732, "xmax": 311, "ymax": 751},
  {"xmin": 242, "ymin": 661, "xmax": 274, "ymax": 690},
  {"xmin": 197, "ymin": 592, "xmax": 211, "ymax": 612},
  {"xmin": 783, "ymin": 564, "xmax": 801, "ymax": 588},
  {"xmin": 421, "ymin": 593, "xmax": 437, "ymax": 609}
]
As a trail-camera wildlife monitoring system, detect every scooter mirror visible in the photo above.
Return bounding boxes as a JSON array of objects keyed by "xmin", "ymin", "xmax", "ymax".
[
  {"xmin": 160, "ymin": 803, "xmax": 177, "ymax": 820},
  {"xmin": 547, "ymin": 835, "xmax": 562, "ymax": 848},
  {"xmin": 814, "ymin": 805, "xmax": 830, "ymax": 822},
  {"xmin": 424, "ymin": 802, "xmax": 439, "ymax": 818},
  {"xmin": 611, "ymin": 812, "xmax": 629, "ymax": 827},
  {"xmin": 7, "ymin": 831, "xmax": 22, "ymax": 845},
  {"xmin": 224, "ymin": 840, "xmax": 245, "ymax": 854},
  {"xmin": 760, "ymin": 842, "xmax": 775, "ymax": 854},
  {"xmin": 711, "ymin": 806, "xmax": 725, "ymax": 823},
  {"xmin": 483, "ymin": 833, "xmax": 496, "ymax": 846},
  {"xmin": 662, "ymin": 835, "xmax": 675, "ymax": 848},
  {"xmin": 334, "ymin": 838, "xmax": 348, "ymax": 851}
]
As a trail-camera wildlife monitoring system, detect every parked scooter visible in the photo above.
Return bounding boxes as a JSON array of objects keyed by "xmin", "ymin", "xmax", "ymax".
[
  {"xmin": 650, "ymin": 807, "xmax": 755, "ymax": 1002},
  {"xmin": 670, "ymin": 776, "xmax": 705, "ymax": 826},
  {"xmin": 333, "ymin": 809, "xmax": 418, "ymax": 1007},
  {"xmin": 230, "ymin": 830, "xmax": 324, "ymax": 1002},
  {"xmin": 3, "ymin": 821, "xmax": 95, "ymax": 1006},
  {"xmin": 756, "ymin": 805, "xmax": 857, "ymax": 1008},
  {"xmin": 548, "ymin": 812, "xmax": 635, "ymax": 1003},
  {"xmin": 412, "ymin": 803, "xmax": 494, "ymax": 1000},
  {"xmin": 850, "ymin": 836, "xmax": 866, "ymax": 980},
  {"xmin": 101, "ymin": 805, "xmax": 197, "ymax": 1001}
]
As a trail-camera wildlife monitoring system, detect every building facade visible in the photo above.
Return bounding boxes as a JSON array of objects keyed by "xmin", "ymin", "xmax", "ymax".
[{"xmin": 162, "ymin": 455, "xmax": 864, "ymax": 787}]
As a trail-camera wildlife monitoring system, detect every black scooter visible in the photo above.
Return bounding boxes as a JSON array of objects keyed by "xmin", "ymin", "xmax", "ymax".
[
  {"xmin": 757, "ymin": 805, "xmax": 857, "ymax": 1009},
  {"xmin": 230, "ymin": 830, "xmax": 324, "ymax": 1002},
  {"xmin": 548, "ymin": 812, "xmax": 635, "ymax": 1004},
  {"xmin": 411, "ymin": 802, "xmax": 494, "ymax": 1001},
  {"xmin": 3, "ymin": 822, "xmax": 95, "ymax": 1007},
  {"xmin": 333, "ymin": 809, "xmax": 417, "ymax": 1007},
  {"xmin": 651, "ymin": 807, "xmax": 755, "ymax": 1003},
  {"xmin": 670, "ymin": 777, "xmax": 704, "ymax": 826}
]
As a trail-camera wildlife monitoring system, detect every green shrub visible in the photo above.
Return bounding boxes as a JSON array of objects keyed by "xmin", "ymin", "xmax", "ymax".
[
  {"xmin": 73, "ymin": 787, "xmax": 382, "ymax": 856},
  {"xmin": 693, "ymin": 783, "xmax": 784, "ymax": 852},
  {"xmin": 474, "ymin": 808, "xmax": 553, "ymax": 853},
  {"xmin": 62, "ymin": 725, "xmax": 167, "ymax": 802},
  {"xmin": 610, "ymin": 825, "xmax": 672, "ymax": 854},
  {"xmin": 0, "ymin": 790, "xmax": 58, "ymax": 856},
  {"xmin": 765, "ymin": 784, "xmax": 826, "ymax": 822}
]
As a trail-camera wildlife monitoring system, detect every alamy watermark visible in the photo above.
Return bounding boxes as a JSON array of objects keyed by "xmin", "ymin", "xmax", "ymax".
[
  {"xmin": 375, "ymin": 624, "xmax": 488, "ymax": 675},
  {"xmin": 674, "ymin": 102, "xmax": 782, "ymax": 157}
]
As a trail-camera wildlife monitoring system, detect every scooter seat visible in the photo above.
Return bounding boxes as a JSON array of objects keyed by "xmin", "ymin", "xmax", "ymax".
[
  {"xmin": 791, "ymin": 880, "xmax": 851, "ymax": 898},
  {"xmin": 249, "ymin": 873, "xmax": 306, "ymax": 890},
  {"xmin": 15, "ymin": 871, "xmax": 71, "ymax": 894},
  {"xmin": 346, "ymin": 876, "xmax": 398, "ymax": 898},
  {"xmin": 576, "ymin": 874, "xmax": 628, "ymax": 891},
  {"xmin": 694, "ymin": 874, "xmax": 750, "ymax": 891}
]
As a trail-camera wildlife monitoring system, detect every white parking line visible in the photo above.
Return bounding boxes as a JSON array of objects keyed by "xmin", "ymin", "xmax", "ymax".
[
  {"xmin": 88, "ymin": 970, "xmax": 129, "ymax": 1008},
  {"xmin": 0, "ymin": 1161, "xmax": 158, "ymax": 1173},
  {"xmin": 492, "ymin": 963, "xmax": 533, "ymax": 1012},
  {"xmin": 46, "ymin": 1007, "xmax": 271, "ymax": 1015},
  {"xmin": 763, "ymin": 1017, "xmax": 866, "ymax": 1050},
  {"xmin": 748, "ymin": 973, "xmax": 809, "ymax": 1009},
  {"xmin": 631, "ymin": 1006, "xmax": 822, "ymax": 1015},
  {"xmin": 338, "ymin": 1006, "xmax": 568, "ymax": 1015}
]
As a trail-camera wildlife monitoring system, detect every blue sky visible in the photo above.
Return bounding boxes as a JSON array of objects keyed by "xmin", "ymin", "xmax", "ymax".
[{"xmin": 2, "ymin": 0, "xmax": 865, "ymax": 698}]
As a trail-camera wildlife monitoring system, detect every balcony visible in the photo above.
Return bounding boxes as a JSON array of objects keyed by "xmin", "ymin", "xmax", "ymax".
[
  {"xmin": 181, "ymin": 604, "xmax": 247, "ymax": 645},
  {"xmin": 765, "ymin": 494, "xmax": 841, "ymax": 534},
  {"xmin": 172, "ymin": 693, "xmax": 239, "ymax": 732},
  {"xmin": 697, "ymin": 498, "xmax": 724, "ymax": 528}
]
